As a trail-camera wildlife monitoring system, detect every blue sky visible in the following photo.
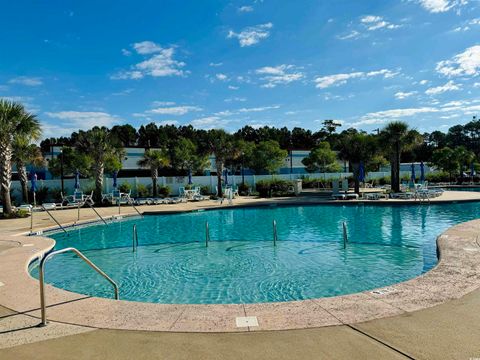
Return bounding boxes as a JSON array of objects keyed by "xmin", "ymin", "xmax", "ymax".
[{"xmin": 1, "ymin": 0, "xmax": 479, "ymax": 139}]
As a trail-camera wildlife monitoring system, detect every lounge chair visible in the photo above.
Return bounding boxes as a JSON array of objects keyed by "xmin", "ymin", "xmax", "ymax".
[{"xmin": 62, "ymin": 190, "xmax": 93, "ymax": 208}]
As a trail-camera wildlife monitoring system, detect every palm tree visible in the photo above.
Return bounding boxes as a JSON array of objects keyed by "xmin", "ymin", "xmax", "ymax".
[
  {"xmin": 204, "ymin": 129, "xmax": 234, "ymax": 198},
  {"xmin": 380, "ymin": 122, "xmax": 422, "ymax": 192},
  {"xmin": 0, "ymin": 100, "xmax": 41, "ymax": 215},
  {"xmin": 338, "ymin": 132, "xmax": 378, "ymax": 194},
  {"xmin": 75, "ymin": 127, "xmax": 124, "ymax": 202},
  {"xmin": 137, "ymin": 149, "xmax": 169, "ymax": 197},
  {"xmin": 12, "ymin": 136, "xmax": 44, "ymax": 203}
]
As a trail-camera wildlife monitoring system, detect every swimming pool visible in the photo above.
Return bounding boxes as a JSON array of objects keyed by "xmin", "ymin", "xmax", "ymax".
[{"xmin": 30, "ymin": 203, "xmax": 480, "ymax": 304}]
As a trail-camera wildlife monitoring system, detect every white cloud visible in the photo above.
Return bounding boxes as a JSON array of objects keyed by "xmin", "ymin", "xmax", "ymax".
[
  {"xmin": 360, "ymin": 15, "xmax": 401, "ymax": 31},
  {"xmin": 9, "ymin": 76, "xmax": 43, "ymax": 86},
  {"xmin": 190, "ymin": 116, "xmax": 229, "ymax": 130},
  {"xmin": 238, "ymin": 105, "xmax": 280, "ymax": 113},
  {"xmin": 337, "ymin": 30, "xmax": 361, "ymax": 40},
  {"xmin": 238, "ymin": 5, "xmax": 253, "ymax": 12},
  {"xmin": 121, "ymin": 48, "xmax": 132, "ymax": 56},
  {"xmin": 147, "ymin": 105, "xmax": 202, "ymax": 116},
  {"xmin": 228, "ymin": 85, "xmax": 239, "ymax": 90},
  {"xmin": 255, "ymin": 64, "xmax": 304, "ymax": 88},
  {"xmin": 436, "ymin": 45, "xmax": 480, "ymax": 77},
  {"xmin": 425, "ymin": 80, "xmax": 462, "ymax": 95},
  {"xmin": 474, "ymin": 82, "xmax": 480, "ymax": 87},
  {"xmin": 224, "ymin": 97, "xmax": 247, "ymax": 102},
  {"xmin": 216, "ymin": 73, "xmax": 228, "ymax": 81},
  {"xmin": 156, "ymin": 120, "xmax": 179, "ymax": 126},
  {"xmin": 44, "ymin": 111, "xmax": 120, "ymax": 137},
  {"xmin": 352, "ymin": 107, "xmax": 439, "ymax": 127},
  {"xmin": 315, "ymin": 69, "xmax": 398, "ymax": 89},
  {"xmin": 395, "ymin": 91, "xmax": 417, "ymax": 99},
  {"xmin": 419, "ymin": 79, "xmax": 429, "ymax": 85},
  {"xmin": 227, "ymin": 23, "xmax": 273, "ymax": 47},
  {"xmin": 151, "ymin": 101, "xmax": 176, "ymax": 106},
  {"xmin": 209, "ymin": 62, "xmax": 223, "ymax": 67},
  {"xmin": 417, "ymin": 0, "xmax": 467, "ymax": 13},
  {"xmin": 112, "ymin": 41, "xmax": 186, "ymax": 80}
]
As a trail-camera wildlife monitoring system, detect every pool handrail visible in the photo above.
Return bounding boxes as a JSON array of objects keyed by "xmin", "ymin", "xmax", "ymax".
[
  {"xmin": 273, "ymin": 220, "xmax": 278, "ymax": 246},
  {"xmin": 38, "ymin": 247, "xmax": 119, "ymax": 327},
  {"xmin": 133, "ymin": 224, "xmax": 138, "ymax": 252}
]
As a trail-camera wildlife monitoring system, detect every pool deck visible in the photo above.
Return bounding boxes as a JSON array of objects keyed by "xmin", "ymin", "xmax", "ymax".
[{"xmin": 1, "ymin": 190, "xmax": 480, "ymax": 358}]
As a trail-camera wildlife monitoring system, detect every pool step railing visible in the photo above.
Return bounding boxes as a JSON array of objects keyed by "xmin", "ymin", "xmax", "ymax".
[
  {"xmin": 132, "ymin": 224, "xmax": 139, "ymax": 252},
  {"xmin": 38, "ymin": 247, "xmax": 119, "ymax": 327},
  {"xmin": 205, "ymin": 221, "xmax": 210, "ymax": 247},
  {"xmin": 86, "ymin": 202, "xmax": 108, "ymax": 225},
  {"xmin": 273, "ymin": 220, "xmax": 278, "ymax": 246},
  {"xmin": 40, "ymin": 205, "xmax": 68, "ymax": 234},
  {"xmin": 343, "ymin": 221, "xmax": 348, "ymax": 249}
]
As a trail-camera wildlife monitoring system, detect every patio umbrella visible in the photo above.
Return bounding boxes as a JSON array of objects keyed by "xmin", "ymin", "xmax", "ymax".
[
  {"xmin": 113, "ymin": 170, "xmax": 118, "ymax": 189},
  {"xmin": 74, "ymin": 169, "xmax": 80, "ymax": 190},
  {"xmin": 358, "ymin": 162, "xmax": 365, "ymax": 183},
  {"xmin": 31, "ymin": 172, "xmax": 37, "ymax": 206},
  {"xmin": 224, "ymin": 169, "xmax": 228, "ymax": 185},
  {"xmin": 420, "ymin": 162, "xmax": 425, "ymax": 182},
  {"xmin": 411, "ymin": 163, "xmax": 416, "ymax": 182},
  {"xmin": 188, "ymin": 169, "xmax": 193, "ymax": 185}
]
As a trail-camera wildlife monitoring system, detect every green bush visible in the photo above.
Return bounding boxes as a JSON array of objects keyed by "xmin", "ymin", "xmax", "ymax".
[
  {"xmin": 238, "ymin": 182, "xmax": 250, "ymax": 195},
  {"xmin": 200, "ymin": 185, "xmax": 211, "ymax": 195},
  {"xmin": 425, "ymin": 172, "xmax": 450, "ymax": 183},
  {"xmin": 255, "ymin": 179, "xmax": 294, "ymax": 198},
  {"xmin": 35, "ymin": 186, "xmax": 49, "ymax": 205},
  {"xmin": 49, "ymin": 187, "xmax": 63, "ymax": 203},
  {"xmin": 136, "ymin": 184, "xmax": 150, "ymax": 198},
  {"xmin": 158, "ymin": 185, "xmax": 170, "ymax": 197},
  {"xmin": 119, "ymin": 182, "xmax": 132, "ymax": 194}
]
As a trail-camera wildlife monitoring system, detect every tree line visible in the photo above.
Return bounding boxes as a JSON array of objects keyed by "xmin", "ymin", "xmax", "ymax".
[{"xmin": 1, "ymin": 98, "xmax": 479, "ymax": 215}]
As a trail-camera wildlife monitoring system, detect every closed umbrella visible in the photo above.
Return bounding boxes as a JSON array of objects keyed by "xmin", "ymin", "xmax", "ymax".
[
  {"xmin": 113, "ymin": 170, "xmax": 118, "ymax": 189},
  {"xmin": 358, "ymin": 162, "xmax": 365, "ymax": 183},
  {"xmin": 420, "ymin": 162, "xmax": 425, "ymax": 183},
  {"xmin": 411, "ymin": 163, "xmax": 416, "ymax": 182},
  {"xmin": 188, "ymin": 169, "xmax": 193, "ymax": 185},
  {"xmin": 224, "ymin": 169, "xmax": 228, "ymax": 185},
  {"xmin": 471, "ymin": 163, "xmax": 476, "ymax": 177},
  {"xmin": 31, "ymin": 172, "xmax": 37, "ymax": 206},
  {"xmin": 74, "ymin": 170, "xmax": 80, "ymax": 190}
]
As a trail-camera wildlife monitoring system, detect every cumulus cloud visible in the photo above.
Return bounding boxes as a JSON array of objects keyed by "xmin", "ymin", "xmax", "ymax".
[
  {"xmin": 315, "ymin": 69, "xmax": 398, "ymax": 89},
  {"xmin": 227, "ymin": 23, "xmax": 273, "ymax": 47},
  {"xmin": 112, "ymin": 41, "xmax": 186, "ymax": 80},
  {"xmin": 395, "ymin": 91, "xmax": 417, "ymax": 99},
  {"xmin": 417, "ymin": 0, "xmax": 468, "ymax": 13},
  {"xmin": 216, "ymin": 73, "xmax": 228, "ymax": 81},
  {"xmin": 351, "ymin": 107, "xmax": 439, "ymax": 127},
  {"xmin": 9, "ymin": 76, "xmax": 43, "ymax": 86},
  {"xmin": 436, "ymin": 45, "xmax": 480, "ymax": 77},
  {"xmin": 238, "ymin": 5, "xmax": 253, "ymax": 12},
  {"xmin": 43, "ymin": 111, "xmax": 120, "ymax": 137},
  {"xmin": 425, "ymin": 80, "xmax": 462, "ymax": 95},
  {"xmin": 255, "ymin": 64, "xmax": 304, "ymax": 88}
]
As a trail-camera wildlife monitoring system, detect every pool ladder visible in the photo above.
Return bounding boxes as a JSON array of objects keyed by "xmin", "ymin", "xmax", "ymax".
[
  {"xmin": 38, "ymin": 247, "xmax": 119, "ymax": 327},
  {"xmin": 343, "ymin": 221, "xmax": 348, "ymax": 249},
  {"xmin": 132, "ymin": 224, "xmax": 139, "ymax": 252}
]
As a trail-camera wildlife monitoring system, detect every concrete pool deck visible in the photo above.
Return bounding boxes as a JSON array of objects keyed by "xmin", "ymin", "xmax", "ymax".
[{"xmin": 1, "ymin": 191, "xmax": 480, "ymax": 358}]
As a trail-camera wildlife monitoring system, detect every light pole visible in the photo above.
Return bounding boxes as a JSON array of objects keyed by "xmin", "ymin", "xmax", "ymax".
[{"xmin": 60, "ymin": 147, "xmax": 64, "ymax": 195}]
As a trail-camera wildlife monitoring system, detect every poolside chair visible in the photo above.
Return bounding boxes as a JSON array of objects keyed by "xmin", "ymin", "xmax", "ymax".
[{"xmin": 62, "ymin": 190, "xmax": 93, "ymax": 208}]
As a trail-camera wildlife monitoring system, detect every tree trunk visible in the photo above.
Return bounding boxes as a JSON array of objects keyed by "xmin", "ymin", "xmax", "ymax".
[
  {"xmin": 352, "ymin": 162, "xmax": 360, "ymax": 194},
  {"xmin": 94, "ymin": 162, "xmax": 104, "ymax": 203},
  {"xmin": 17, "ymin": 160, "xmax": 29, "ymax": 203},
  {"xmin": 216, "ymin": 162, "xmax": 223, "ymax": 198},
  {"xmin": 152, "ymin": 167, "xmax": 158, "ymax": 197},
  {"xmin": 0, "ymin": 144, "xmax": 13, "ymax": 215},
  {"xmin": 391, "ymin": 141, "xmax": 401, "ymax": 193}
]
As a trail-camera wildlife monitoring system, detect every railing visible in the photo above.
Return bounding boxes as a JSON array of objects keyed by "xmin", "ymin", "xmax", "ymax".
[
  {"xmin": 85, "ymin": 202, "xmax": 108, "ymax": 225},
  {"xmin": 342, "ymin": 221, "xmax": 348, "ymax": 249},
  {"xmin": 132, "ymin": 224, "xmax": 138, "ymax": 252},
  {"xmin": 38, "ymin": 247, "xmax": 119, "ymax": 327},
  {"xmin": 205, "ymin": 221, "xmax": 210, "ymax": 247},
  {"xmin": 273, "ymin": 220, "xmax": 278, "ymax": 246},
  {"xmin": 40, "ymin": 206, "xmax": 68, "ymax": 234}
]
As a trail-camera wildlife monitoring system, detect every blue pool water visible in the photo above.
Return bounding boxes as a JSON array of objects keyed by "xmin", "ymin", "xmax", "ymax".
[{"xmin": 31, "ymin": 203, "xmax": 480, "ymax": 304}]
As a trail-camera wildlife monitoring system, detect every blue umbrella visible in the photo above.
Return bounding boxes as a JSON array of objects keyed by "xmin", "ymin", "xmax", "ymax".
[
  {"xmin": 113, "ymin": 170, "xmax": 118, "ymax": 188},
  {"xmin": 471, "ymin": 163, "xmax": 476, "ymax": 177},
  {"xmin": 30, "ymin": 172, "xmax": 37, "ymax": 192},
  {"xmin": 420, "ymin": 162, "xmax": 425, "ymax": 182},
  {"xmin": 188, "ymin": 169, "xmax": 192, "ymax": 185},
  {"xmin": 74, "ymin": 170, "xmax": 80, "ymax": 190},
  {"xmin": 224, "ymin": 169, "xmax": 228, "ymax": 185},
  {"xmin": 358, "ymin": 162, "xmax": 365, "ymax": 183},
  {"xmin": 411, "ymin": 163, "xmax": 416, "ymax": 182}
]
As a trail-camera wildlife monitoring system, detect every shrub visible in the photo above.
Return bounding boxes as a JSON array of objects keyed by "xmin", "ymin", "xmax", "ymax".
[
  {"xmin": 49, "ymin": 187, "xmax": 63, "ymax": 203},
  {"xmin": 119, "ymin": 182, "xmax": 132, "ymax": 194},
  {"xmin": 238, "ymin": 182, "xmax": 250, "ymax": 195},
  {"xmin": 255, "ymin": 179, "xmax": 294, "ymax": 198},
  {"xmin": 136, "ymin": 184, "xmax": 150, "ymax": 198},
  {"xmin": 200, "ymin": 185, "xmax": 211, "ymax": 195},
  {"xmin": 425, "ymin": 172, "xmax": 450, "ymax": 183},
  {"xmin": 35, "ymin": 186, "xmax": 49, "ymax": 205},
  {"xmin": 158, "ymin": 186, "xmax": 170, "ymax": 197}
]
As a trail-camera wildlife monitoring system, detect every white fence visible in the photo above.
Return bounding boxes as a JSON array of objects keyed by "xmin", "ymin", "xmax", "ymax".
[{"xmin": 10, "ymin": 169, "xmax": 432, "ymax": 201}]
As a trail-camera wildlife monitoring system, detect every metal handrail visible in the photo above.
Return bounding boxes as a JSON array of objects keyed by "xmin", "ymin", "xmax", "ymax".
[
  {"xmin": 86, "ymin": 202, "xmax": 108, "ymax": 225},
  {"xmin": 342, "ymin": 221, "xmax": 348, "ymax": 249},
  {"xmin": 41, "ymin": 206, "xmax": 68, "ymax": 234},
  {"xmin": 38, "ymin": 247, "xmax": 119, "ymax": 327},
  {"xmin": 132, "ymin": 224, "xmax": 139, "ymax": 252},
  {"xmin": 205, "ymin": 221, "xmax": 210, "ymax": 247},
  {"xmin": 127, "ymin": 198, "xmax": 143, "ymax": 217},
  {"xmin": 273, "ymin": 220, "xmax": 278, "ymax": 246}
]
